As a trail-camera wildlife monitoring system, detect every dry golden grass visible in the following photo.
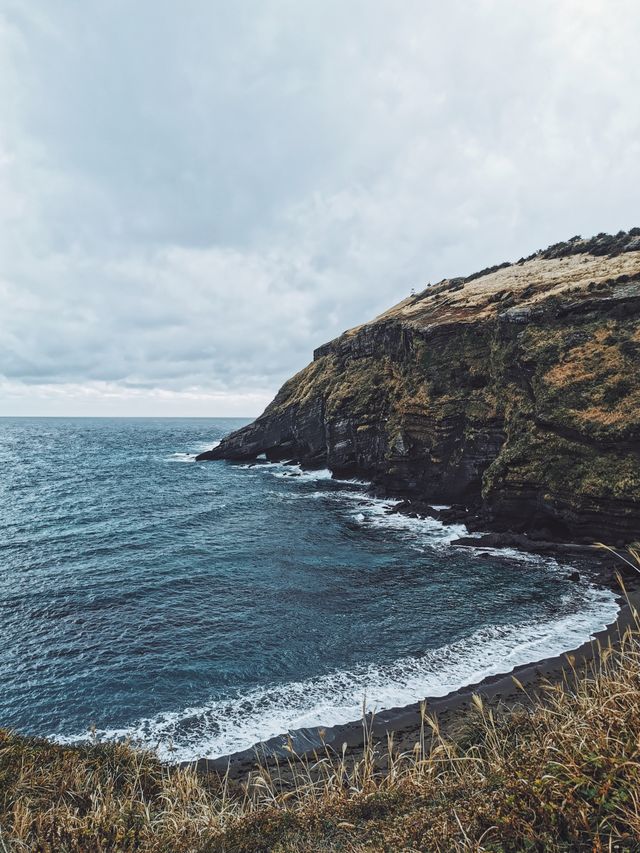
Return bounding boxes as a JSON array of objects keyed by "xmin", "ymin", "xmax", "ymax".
[
  {"xmin": 542, "ymin": 324, "xmax": 640, "ymax": 433},
  {"xmin": 376, "ymin": 251, "xmax": 640, "ymax": 327},
  {"xmin": 2, "ymin": 556, "xmax": 640, "ymax": 851}
]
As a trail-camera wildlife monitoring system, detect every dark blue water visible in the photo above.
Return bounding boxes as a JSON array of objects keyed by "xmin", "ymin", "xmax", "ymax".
[{"xmin": 0, "ymin": 418, "xmax": 617, "ymax": 759}]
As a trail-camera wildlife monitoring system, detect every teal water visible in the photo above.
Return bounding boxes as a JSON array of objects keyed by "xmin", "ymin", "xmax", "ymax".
[{"xmin": 0, "ymin": 417, "xmax": 618, "ymax": 759}]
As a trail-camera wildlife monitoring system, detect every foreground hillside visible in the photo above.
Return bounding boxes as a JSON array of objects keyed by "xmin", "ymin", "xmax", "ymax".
[
  {"xmin": 199, "ymin": 231, "xmax": 640, "ymax": 542},
  {"xmin": 1, "ymin": 562, "xmax": 639, "ymax": 851}
]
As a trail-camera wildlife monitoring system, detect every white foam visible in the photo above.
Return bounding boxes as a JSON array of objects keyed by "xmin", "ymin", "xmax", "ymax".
[
  {"xmin": 271, "ymin": 464, "xmax": 334, "ymax": 482},
  {"xmin": 463, "ymin": 545, "xmax": 546, "ymax": 565},
  {"xmin": 247, "ymin": 460, "xmax": 370, "ymax": 486},
  {"xmin": 166, "ymin": 452, "xmax": 197, "ymax": 463},
  {"xmin": 313, "ymin": 489, "xmax": 564, "ymax": 564},
  {"xmin": 350, "ymin": 498, "xmax": 468, "ymax": 547},
  {"xmin": 166, "ymin": 440, "xmax": 220, "ymax": 463},
  {"xmin": 54, "ymin": 583, "xmax": 618, "ymax": 762},
  {"xmin": 260, "ymin": 468, "xmax": 467, "ymax": 551},
  {"xmin": 333, "ymin": 476, "xmax": 372, "ymax": 487}
]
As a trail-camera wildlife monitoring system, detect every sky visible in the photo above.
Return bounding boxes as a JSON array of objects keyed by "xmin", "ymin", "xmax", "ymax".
[{"xmin": 1, "ymin": 1, "xmax": 639, "ymax": 416}]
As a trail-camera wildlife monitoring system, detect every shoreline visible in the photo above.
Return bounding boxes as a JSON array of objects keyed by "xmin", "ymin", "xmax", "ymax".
[{"xmin": 188, "ymin": 556, "xmax": 639, "ymax": 781}]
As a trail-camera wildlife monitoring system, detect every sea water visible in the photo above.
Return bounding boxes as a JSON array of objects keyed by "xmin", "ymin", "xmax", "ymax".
[{"xmin": 0, "ymin": 417, "xmax": 618, "ymax": 760}]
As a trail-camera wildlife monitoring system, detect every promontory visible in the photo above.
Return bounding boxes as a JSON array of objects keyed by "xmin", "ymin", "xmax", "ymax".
[{"xmin": 198, "ymin": 231, "xmax": 640, "ymax": 544}]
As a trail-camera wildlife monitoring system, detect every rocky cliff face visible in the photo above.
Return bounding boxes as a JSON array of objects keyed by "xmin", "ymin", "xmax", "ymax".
[{"xmin": 198, "ymin": 232, "xmax": 640, "ymax": 543}]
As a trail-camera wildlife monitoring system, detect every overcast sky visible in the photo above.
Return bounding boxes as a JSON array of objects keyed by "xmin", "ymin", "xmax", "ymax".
[{"xmin": 1, "ymin": 1, "xmax": 639, "ymax": 416}]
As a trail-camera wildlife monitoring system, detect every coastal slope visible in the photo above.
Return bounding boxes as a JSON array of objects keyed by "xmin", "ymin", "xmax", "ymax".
[{"xmin": 198, "ymin": 231, "xmax": 640, "ymax": 542}]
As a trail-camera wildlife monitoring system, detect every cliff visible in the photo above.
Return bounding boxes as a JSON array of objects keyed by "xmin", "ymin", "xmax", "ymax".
[{"xmin": 198, "ymin": 231, "xmax": 640, "ymax": 543}]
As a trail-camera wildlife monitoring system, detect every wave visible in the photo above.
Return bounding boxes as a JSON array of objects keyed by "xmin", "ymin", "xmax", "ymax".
[
  {"xmin": 239, "ymin": 460, "xmax": 370, "ymax": 487},
  {"xmin": 297, "ymin": 488, "xmax": 549, "ymax": 563},
  {"xmin": 345, "ymin": 496, "xmax": 468, "ymax": 548},
  {"xmin": 166, "ymin": 440, "xmax": 220, "ymax": 463},
  {"xmin": 53, "ymin": 582, "xmax": 618, "ymax": 762},
  {"xmin": 166, "ymin": 452, "xmax": 197, "ymax": 463},
  {"xmin": 271, "ymin": 465, "xmax": 334, "ymax": 481},
  {"xmin": 245, "ymin": 461, "xmax": 549, "ymax": 558}
]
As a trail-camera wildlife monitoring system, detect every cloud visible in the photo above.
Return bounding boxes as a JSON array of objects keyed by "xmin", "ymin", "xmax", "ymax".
[{"xmin": 1, "ymin": 0, "xmax": 639, "ymax": 414}]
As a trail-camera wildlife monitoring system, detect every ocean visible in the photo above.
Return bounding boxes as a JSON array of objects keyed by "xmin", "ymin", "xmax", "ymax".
[{"xmin": 0, "ymin": 417, "xmax": 618, "ymax": 761}]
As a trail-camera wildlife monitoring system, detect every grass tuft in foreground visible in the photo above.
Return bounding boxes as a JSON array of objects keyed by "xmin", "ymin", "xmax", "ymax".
[{"xmin": 2, "ymin": 559, "xmax": 640, "ymax": 851}]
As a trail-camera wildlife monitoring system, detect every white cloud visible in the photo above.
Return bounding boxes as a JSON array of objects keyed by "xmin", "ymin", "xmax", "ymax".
[{"xmin": 1, "ymin": 0, "xmax": 639, "ymax": 414}]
